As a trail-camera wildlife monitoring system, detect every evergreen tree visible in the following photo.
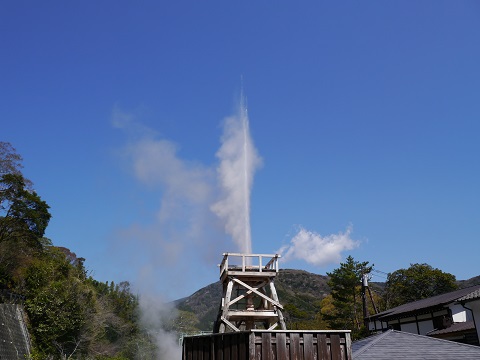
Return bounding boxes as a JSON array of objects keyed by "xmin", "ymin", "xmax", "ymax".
[{"xmin": 323, "ymin": 256, "xmax": 372, "ymax": 338}]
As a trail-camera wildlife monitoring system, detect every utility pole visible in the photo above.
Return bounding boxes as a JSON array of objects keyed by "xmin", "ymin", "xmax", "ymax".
[{"xmin": 361, "ymin": 273, "xmax": 370, "ymax": 330}]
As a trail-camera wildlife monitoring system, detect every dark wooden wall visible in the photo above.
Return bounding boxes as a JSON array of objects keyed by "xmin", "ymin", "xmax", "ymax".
[{"xmin": 183, "ymin": 330, "xmax": 352, "ymax": 360}]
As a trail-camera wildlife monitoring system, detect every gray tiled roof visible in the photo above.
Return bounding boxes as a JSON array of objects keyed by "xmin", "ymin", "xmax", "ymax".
[
  {"xmin": 353, "ymin": 330, "xmax": 480, "ymax": 359},
  {"xmin": 457, "ymin": 288, "xmax": 480, "ymax": 302},
  {"xmin": 371, "ymin": 285, "xmax": 480, "ymax": 320},
  {"xmin": 427, "ymin": 321, "xmax": 475, "ymax": 336}
]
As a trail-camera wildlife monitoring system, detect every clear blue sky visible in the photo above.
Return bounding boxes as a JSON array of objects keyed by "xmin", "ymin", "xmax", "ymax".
[{"xmin": 2, "ymin": 1, "xmax": 479, "ymax": 300}]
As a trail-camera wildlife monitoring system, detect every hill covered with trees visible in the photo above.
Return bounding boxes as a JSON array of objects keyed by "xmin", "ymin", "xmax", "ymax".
[
  {"xmin": 0, "ymin": 142, "xmax": 156, "ymax": 359},
  {"xmin": 174, "ymin": 258, "xmax": 478, "ymax": 340}
]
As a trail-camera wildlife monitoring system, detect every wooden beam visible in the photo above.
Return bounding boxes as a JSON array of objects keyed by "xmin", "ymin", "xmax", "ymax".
[
  {"xmin": 267, "ymin": 322, "xmax": 278, "ymax": 330},
  {"xmin": 226, "ymin": 311, "xmax": 281, "ymax": 318},
  {"xmin": 228, "ymin": 280, "xmax": 268, "ymax": 307},
  {"xmin": 221, "ymin": 316, "xmax": 240, "ymax": 332},
  {"xmin": 231, "ymin": 278, "xmax": 283, "ymax": 309}
]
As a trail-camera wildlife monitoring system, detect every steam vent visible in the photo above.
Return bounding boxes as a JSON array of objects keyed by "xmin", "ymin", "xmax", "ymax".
[
  {"xmin": 213, "ymin": 253, "xmax": 286, "ymax": 333},
  {"xmin": 182, "ymin": 253, "xmax": 353, "ymax": 360}
]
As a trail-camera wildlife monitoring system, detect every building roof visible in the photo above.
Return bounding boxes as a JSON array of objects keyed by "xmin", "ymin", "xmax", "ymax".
[
  {"xmin": 427, "ymin": 321, "xmax": 475, "ymax": 336},
  {"xmin": 371, "ymin": 285, "xmax": 480, "ymax": 320},
  {"xmin": 352, "ymin": 330, "xmax": 480, "ymax": 359},
  {"xmin": 457, "ymin": 288, "xmax": 480, "ymax": 303}
]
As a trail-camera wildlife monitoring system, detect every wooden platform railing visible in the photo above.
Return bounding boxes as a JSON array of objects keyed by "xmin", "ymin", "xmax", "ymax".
[
  {"xmin": 219, "ymin": 253, "xmax": 280, "ymax": 277},
  {"xmin": 183, "ymin": 330, "xmax": 352, "ymax": 360}
]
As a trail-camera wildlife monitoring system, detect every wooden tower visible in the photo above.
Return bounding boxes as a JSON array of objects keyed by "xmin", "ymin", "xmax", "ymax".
[{"xmin": 213, "ymin": 253, "xmax": 287, "ymax": 333}]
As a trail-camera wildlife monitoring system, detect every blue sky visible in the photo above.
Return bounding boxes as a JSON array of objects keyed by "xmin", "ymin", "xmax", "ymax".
[{"xmin": 1, "ymin": 1, "xmax": 479, "ymax": 300}]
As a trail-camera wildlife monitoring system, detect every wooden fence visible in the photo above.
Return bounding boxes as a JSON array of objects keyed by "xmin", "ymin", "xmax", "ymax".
[{"xmin": 182, "ymin": 330, "xmax": 352, "ymax": 360}]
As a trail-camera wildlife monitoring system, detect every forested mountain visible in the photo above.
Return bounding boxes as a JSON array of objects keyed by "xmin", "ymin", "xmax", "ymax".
[
  {"xmin": 174, "ymin": 268, "xmax": 480, "ymax": 335},
  {"xmin": 457, "ymin": 275, "xmax": 480, "ymax": 288}
]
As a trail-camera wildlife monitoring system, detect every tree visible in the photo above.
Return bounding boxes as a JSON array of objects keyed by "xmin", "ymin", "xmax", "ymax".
[
  {"xmin": 0, "ymin": 173, "xmax": 51, "ymax": 289},
  {"xmin": 0, "ymin": 141, "xmax": 51, "ymax": 248},
  {"xmin": 384, "ymin": 263, "xmax": 458, "ymax": 308},
  {"xmin": 0, "ymin": 173, "xmax": 51, "ymax": 245},
  {"xmin": 0, "ymin": 141, "xmax": 32, "ymax": 188},
  {"xmin": 324, "ymin": 256, "xmax": 372, "ymax": 338},
  {"xmin": 0, "ymin": 142, "xmax": 48, "ymax": 287}
]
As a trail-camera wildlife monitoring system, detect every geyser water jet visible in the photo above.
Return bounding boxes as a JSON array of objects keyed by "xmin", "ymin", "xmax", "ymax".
[
  {"xmin": 241, "ymin": 93, "xmax": 252, "ymax": 254},
  {"xmin": 211, "ymin": 91, "xmax": 261, "ymax": 254}
]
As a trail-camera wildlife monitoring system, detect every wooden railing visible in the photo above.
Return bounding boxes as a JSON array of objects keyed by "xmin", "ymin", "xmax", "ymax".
[{"xmin": 219, "ymin": 253, "xmax": 280, "ymax": 277}]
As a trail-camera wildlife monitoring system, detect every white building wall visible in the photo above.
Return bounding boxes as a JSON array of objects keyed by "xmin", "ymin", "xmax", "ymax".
[{"xmin": 449, "ymin": 303, "xmax": 470, "ymax": 322}]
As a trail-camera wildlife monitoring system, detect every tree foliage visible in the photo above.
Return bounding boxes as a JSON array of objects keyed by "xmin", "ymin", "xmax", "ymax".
[
  {"xmin": 19, "ymin": 246, "xmax": 92, "ymax": 357},
  {"xmin": 284, "ymin": 301, "xmax": 329, "ymax": 330},
  {"xmin": 323, "ymin": 256, "xmax": 372, "ymax": 339},
  {"xmin": 0, "ymin": 142, "xmax": 29, "ymax": 180},
  {"xmin": 0, "ymin": 142, "xmax": 155, "ymax": 359},
  {"xmin": 384, "ymin": 263, "xmax": 458, "ymax": 308},
  {"xmin": 0, "ymin": 173, "xmax": 51, "ymax": 246},
  {"xmin": 17, "ymin": 241, "xmax": 145, "ymax": 359},
  {"xmin": 0, "ymin": 142, "xmax": 50, "ymax": 249},
  {"xmin": 0, "ymin": 143, "xmax": 51, "ymax": 289}
]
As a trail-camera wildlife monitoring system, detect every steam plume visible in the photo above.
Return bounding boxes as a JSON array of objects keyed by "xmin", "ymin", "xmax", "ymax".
[
  {"xmin": 211, "ymin": 94, "xmax": 262, "ymax": 253},
  {"xmin": 138, "ymin": 295, "xmax": 182, "ymax": 359},
  {"xmin": 279, "ymin": 226, "xmax": 359, "ymax": 267},
  {"xmin": 111, "ymin": 97, "xmax": 262, "ymax": 295},
  {"xmin": 111, "ymin": 106, "xmax": 220, "ymax": 296}
]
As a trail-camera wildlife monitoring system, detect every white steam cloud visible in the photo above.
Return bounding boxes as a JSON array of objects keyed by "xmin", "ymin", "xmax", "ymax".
[
  {"xmin": 127, "ymin": 138, "xmax": 214, "ymax": 225},
  {"xmin": 110, "ymin": 97, "xmax": 262, "ymax": 299},
  {"xmin": 112, "ymin": 106, "xmax": 220, "ymax": 282},
  {"xmin": 138, "ymin": 295, "xmax": 182, "ymax": 359},
  {"xmin": 211, "ymin": 98, "xmax": 262, "ymax": 254},
  {"xmin": 279, "ymin": 226, "xmax": 359, "ymax": 267}
]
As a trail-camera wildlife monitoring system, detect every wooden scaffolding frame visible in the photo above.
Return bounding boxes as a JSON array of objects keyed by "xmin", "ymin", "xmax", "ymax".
[{"xmin": 213, "ymin": 253, "xmax": 287, "ymax": 333}]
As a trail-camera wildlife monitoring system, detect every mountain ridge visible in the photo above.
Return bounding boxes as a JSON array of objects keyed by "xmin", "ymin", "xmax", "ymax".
[{"xmin": 174, "ymin": 269, "xmax": 480, "ymax": 333}]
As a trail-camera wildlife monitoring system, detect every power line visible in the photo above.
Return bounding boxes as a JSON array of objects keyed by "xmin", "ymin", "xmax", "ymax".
[
  {"xmin": 370, "ymin": 273, "xmax": 387, "ymax": 280},
  {"xmin": 372, "ymin": 268, "xmax": 389, "ymax": 275}
]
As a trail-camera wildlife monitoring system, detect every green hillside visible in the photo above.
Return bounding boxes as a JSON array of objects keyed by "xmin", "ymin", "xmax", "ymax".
[
  {"xmin": 174, "ymin": 268, "xmax": 331, "ymax": 333},
  {"xmin": 173, "ymin": 269, "xmax": 480, "ymax": 335}
]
